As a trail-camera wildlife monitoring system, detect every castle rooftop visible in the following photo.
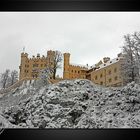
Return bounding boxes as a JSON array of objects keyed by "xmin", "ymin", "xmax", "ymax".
[{"xmin": 93, "ymin": 56, "xmax": 122, "ymax": 71}]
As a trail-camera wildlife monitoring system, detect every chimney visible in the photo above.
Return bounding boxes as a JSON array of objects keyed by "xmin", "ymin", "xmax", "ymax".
[
  {"xmin": 37, "ymin": 53, "xmax": 40, "ymax": 57},
  {"xmin": 103, "ymin": 57, "xmax": 110, "ymax": 63},
  {"xmin": 117, "ymin": 53, "xmax": 123, "ymax": 57}
]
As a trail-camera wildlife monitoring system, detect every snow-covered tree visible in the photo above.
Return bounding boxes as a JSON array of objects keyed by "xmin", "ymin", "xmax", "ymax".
[
  {"xmin": 39, "ymin": 67, "xmax": 52, "ymax": 85},
  {"xmin": 121, "ymin": 32, "xmax": 140, "ymax": 84},
  {"xmin": 0, "ymin": 69, "xmax": 10, "ymax": 89},
  {"xmin": 10, "ymin": 70, "xmax": 18, "ymax": 86},
  {"xmin": 133, "ymin": 32, "xmax": 140, "ymax": 83},
  {"xmin": 48, "ymin": 50, "xmax": 62, "ymax": 79}
]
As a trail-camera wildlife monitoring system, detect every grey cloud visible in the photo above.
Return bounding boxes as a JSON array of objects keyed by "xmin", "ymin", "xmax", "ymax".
[{"xmin": 0, "ymin": 12, "xmax": 140, "ymax": 76}]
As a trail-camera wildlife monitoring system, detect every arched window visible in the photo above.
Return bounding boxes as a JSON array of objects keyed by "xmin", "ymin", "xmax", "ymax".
[
  {"xmin": 109, "ymin": 78, "xmax": 112, "ymax": 83},
  {"xmin": 95, "ymin": 75, "xmax": 98, "ymax": 80},
  {"xmin": 100, "ymin": 74, "xmax": 103, "ymax": 78},
  {"xmin": 114, "ymin": 76, "xmax": 118, "ymax": 81},
  {"xmin": 108, "ymin": 70, "xmax": 111, "ymax": 75},
  {"xmin": 114, "ymin": 68, "xmax": 117, "ymax": 73}
]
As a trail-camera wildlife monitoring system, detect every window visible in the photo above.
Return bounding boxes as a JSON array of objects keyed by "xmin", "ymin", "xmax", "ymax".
[
  {"xmin": 114, "ymin": 76, "xmax": 118, "ymax": 81},
  {"xmin": 100, "ymin": 74, "xmax": 103, "ymax": 78},
  {"xmin": 33, "ymin": 64, "xmax": 38, "ymax": 67},
  {"xmin": 108, "ymin": 70, "xmax": 111, "ymax": 75},
  {"xmin": 100, "ymin": 81, "xmax": 103, "ymax": 85},
  {"xmin": 72, "ymin": 70, "xmax": 73, "ymax": 72},
  {"xmin": 95, "ymin": 75, "xmax": 98, "ymax": 80},
  {"xmin": 109, "ymin": 78, "xmax": 112, "ymax": 83},
  {"xmin": 75, "ymin": 70, "xmax": 77, "ymax": 73},
  {"xmin": 78, "ymin": 71, "xmax": 80, "ymax": 74},
  {"xmin": 41, "ymin": 64, "xmax": 43, "ymax": 67},
  {"xmin": 114, "ymin": 68, "xmax": 117, "ymax": 73}
]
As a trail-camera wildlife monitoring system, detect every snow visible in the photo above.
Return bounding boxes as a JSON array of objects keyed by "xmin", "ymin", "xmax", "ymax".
[
  {"xmin": 94, "ymin": 57, "xmax": 122, "ymax": 71},
  {"xmin": 0, "ymin": 79, "xmax": 140, "ymax": 128}
]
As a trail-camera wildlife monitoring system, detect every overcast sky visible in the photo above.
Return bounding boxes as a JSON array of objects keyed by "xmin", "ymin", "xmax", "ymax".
[{"xmin": 0, "ymin": 12, "xmax": 140, "ymax": 77}]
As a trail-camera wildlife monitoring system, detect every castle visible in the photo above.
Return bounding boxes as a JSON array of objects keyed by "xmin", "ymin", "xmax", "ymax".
[
  {"xmin": 19, "ymin": 50, "xmax": 124, "ymax": 87},
  {"xmin": 19, "ymin": 50, "xmax": 56, "ymax": 80}
]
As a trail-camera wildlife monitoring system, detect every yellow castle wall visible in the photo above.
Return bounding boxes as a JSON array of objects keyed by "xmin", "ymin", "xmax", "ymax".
[
  {"xmin": 19, "ymin": 50, "xmax": 55, "ymax": 80},
  {"xmin": 19, "ymin": 50, "xmax": 124, "ymax": 87},
  {"xmin": 63, "ymin": 53, "xmax": 88, "ymax": 80},
  {"xmin": 90, "ymin": 60, "xmax": 123, "ymax": 87}
]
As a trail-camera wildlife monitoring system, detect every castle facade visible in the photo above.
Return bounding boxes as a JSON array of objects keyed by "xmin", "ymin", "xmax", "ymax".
[
  {"xmin": 19, "ymin": 50, "xmax": 56, "ymax": 80},
  {"xmin": 63, "ymin": 52, "xmax": 124, "ymax": 87},
  {"xmin": 19, "ymin": 50, "xmax": 124, "ymax": 87}
]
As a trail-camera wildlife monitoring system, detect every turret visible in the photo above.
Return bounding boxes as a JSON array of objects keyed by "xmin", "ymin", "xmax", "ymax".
[
  {"xmin": 37, "ymin": 53, "xmax": 40, "ymax": 58},
  {"xmin": 47, "ymin": 50, "xmax": 55, "ymax": 65},
  {"xmin": 63, "ymin": 53, "xmax": 70, "ymax": 79},
  {"xmin": 19, "ymin": 52, "xmax": 28, "ymax": 80},
  {"xmin": 103, "ymin": 57, "xmax": 110, "ymax": 63}
]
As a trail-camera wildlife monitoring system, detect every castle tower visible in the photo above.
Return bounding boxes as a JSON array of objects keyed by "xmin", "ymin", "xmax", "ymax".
[
  {"xmin": 19, "ymin": 52, "xmax": 28, "ymax": 80},
  {"xmin": 63, "ymin": 53, "xmax": 70, "ymax": 79},
  {"xmin": 47, "ymin": 50, "xmax": 55, "ymax": 66}
]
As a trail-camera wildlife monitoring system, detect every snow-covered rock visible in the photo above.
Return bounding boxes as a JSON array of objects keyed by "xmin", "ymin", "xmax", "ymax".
[{"xmin": 0, "ymin": 79, "xmax": 140, "ymax": 128}]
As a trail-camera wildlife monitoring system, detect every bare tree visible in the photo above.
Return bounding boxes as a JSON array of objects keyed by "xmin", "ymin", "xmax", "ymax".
[
  {"xmin": 133, "ymin": 32, "xmax": 140, "ymax": 82},
  {"xmin": 121, "ymin": 32, "xmax": 140, "ymax": 84},
  {"xmin": 39, "ymin": 67, "xmax": 52, "ymax": 85},
  {"xmin": 48, "ymin": 51, "xmax": 62, "ymax": 79},
  {"xmin": 0, "ymin": 69, "xmax": 10, "ymax": 89},
  {"xmin": 10, "ymin": 70, "xmax": 18, "ymax": 86}
]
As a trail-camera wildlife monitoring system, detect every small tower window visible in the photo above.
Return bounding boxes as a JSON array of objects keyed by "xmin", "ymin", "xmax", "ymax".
[
  {"xmin": 95, "ymin": 75, "xmax": 98, "ymax": 80},
  {"xmin": 108, "ymin": 70, "xmax": 111, "ymax": 75},
  {"xmin": 109, "ymin": 78, "xmax": 112, "ymax": 83},
  {"xmin": 114, "ymin": 68, "xmax": 117, "ymax": 73},
  {"xmin": 114, "ymin": 76, "xmax": 118, "ymax": 81},
  {"xmin": 100, "ymin": 81, "xmax": 103, "ymax": 85},
  {"xmin": 33, "ymin": 64, "xmax": 38, "ymax": 67},
  {"xmin": 100, "ymin": 74, "xmax": 103, "ymax": 78}
]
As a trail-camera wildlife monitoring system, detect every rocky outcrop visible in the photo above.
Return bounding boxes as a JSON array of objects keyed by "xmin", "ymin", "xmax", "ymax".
[{"xmin": 0, "ymin": 79, "xmax": 140, "ymax": 128}]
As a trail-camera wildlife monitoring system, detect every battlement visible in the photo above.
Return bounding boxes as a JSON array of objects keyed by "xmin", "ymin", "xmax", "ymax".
[
  {"xmin": 21, "ymin": 50, "xmax": 57, "ymax": 61},
  {"xmin": 64, "ymin": 53, "xmax": 70, "ymax": 56},
  {"xmin": 29, "ymin": 55, "xmax": 46, "ymax": 60},
  {"xmin": 70, "ymin": 63, "xmax": 89, "ymax": 69},
  {"xmin": 21, "ymin": 52, "xmax": 28, "ymax": 57}
]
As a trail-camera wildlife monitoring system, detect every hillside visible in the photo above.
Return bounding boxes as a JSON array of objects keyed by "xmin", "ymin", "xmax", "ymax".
[{"xmin": 0, "ymin": 79, "xmax": 140, "ymax": 128}]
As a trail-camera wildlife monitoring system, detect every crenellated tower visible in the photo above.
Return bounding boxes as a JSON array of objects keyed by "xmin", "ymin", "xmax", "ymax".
[
  {"xmin": 19, "ymin": 52, "xmax": 28, "ymax": 80},
  {"xmin": 63, "ymin": 53, "xmax": 70, "ymax": 79},
  {"xmin": 47, "ymin": 50, "xmax": 55, "ymax": 67}
]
